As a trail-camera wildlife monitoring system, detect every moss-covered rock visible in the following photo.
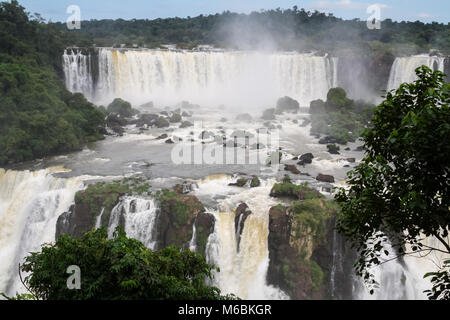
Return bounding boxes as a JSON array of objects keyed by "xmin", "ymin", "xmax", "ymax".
[
  {"xmin": 193, "ymin": 212, "xmax": 216, "ymax": 257},
  {"xmin": 269, "ymin": 181, "xmax": 324, "ymax": 200},
  {"xmin": 56, "ymin": 178, "xmax": 151, "ymax": 238},
  {"xmin": 267, "ymin": 199, "xmax": 338, "ymax": 299},
  {"xmin": 250, "ymin": 176, "xmax": 260, "ymax": 187},
  {"xmin": 155, "ymin": 188, "xmax": 205, "ymax": 249}
]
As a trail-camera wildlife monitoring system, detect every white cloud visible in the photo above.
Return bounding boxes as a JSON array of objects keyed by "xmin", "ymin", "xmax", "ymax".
[{"xmin": 417, "ymin": 13, "xmax": 433, "ymax": 19}]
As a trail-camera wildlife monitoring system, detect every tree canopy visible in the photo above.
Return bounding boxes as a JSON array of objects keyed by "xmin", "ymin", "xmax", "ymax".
[
  {"xmin": 335, "ymin": 66, "xmax": 450, "ymax": 299},
  {"xmin": 12, "ymin": 227, "xmax": 236, "ymax": 300}
]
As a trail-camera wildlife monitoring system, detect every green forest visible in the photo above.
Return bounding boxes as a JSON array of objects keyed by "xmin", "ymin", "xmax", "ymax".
[
  {"xmin": 56, "ymin": 7, "xmax": 450, "ymax": 55},
  {"xmin": 0, "ymin": 0, "xmax": 105, "ymax": 165}
]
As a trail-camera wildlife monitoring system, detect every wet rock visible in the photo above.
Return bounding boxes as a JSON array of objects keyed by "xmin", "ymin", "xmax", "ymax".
[
  {"xmin": 344, "ymin": 147, "xmax": 351, "ymax": 151},
  {"xmin": 234, "ymin": 203, "xmax": 252, "ymax": 251},
  {"xmin": 319, "ymin": 136, "xmax": 345, "ymax": 145},
  {"xmin": 327, "ymin": 144, "xmax": 340, "ymax": 155},
  {"xmin": 134, "ymin": 113, "xmax": 159, "ymax": 127},
  {"xmin": 354, "ymin": 145, "xmax": 365, "ymax": 151},
  {"xmin": 165, "ymin": 139, "xmax": 174, "ymax": 144},
  {"xmin": 316, "ymin": 173, "xmax": 335, "ymax": 183},
  {"xmin": 105, "ymin": 113, "xmax": 126, "ymax": 136},
  {"xmin": 155, "ymin": 190, "xmax": 205, "ymax": 250},
  {"xmin": 275, "ymin": 96, "xmax": 300, "ymax": 114},
  {"xmin": 262, "ymin": 108, "xmax": 276, "ymax": 120},
  {"xmin": 229, "ymin": 177, "xmax": 249, "ymax": 187},
  {"xmin": 156, "ymin": 133, "xmax": 168, "ymax": 140},
  {"xmin": 173, "ymin": 181, "xmax": 199, "ymax": 194},
  {"xmin": 297, "ymin": 153, "xmax": 314, "ymax": 166},
  {"xmin": 284, "ymin": 164, "xmax": 301, "ymax": 175},
  {"xmin": 346, "ymin": 158, "xmax": 356, "ymax": 163},
  {"xmin": 193, "ymin": 212, "xmax": 216, "ymax": 256}
]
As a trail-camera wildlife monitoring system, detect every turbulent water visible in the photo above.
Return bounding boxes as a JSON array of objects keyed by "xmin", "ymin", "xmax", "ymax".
[
  {"xmin": 1, "ymin": 50, "xmax": 445, "ymax": 300},
  {"xmin": 0, "ymin": 167, "xmax": 83, "ymax": 297},
  {"xmin": 194, "ymin": 175, "xmax": 288, "ymax": 299},
  {"xmin": 63, "ymin": 48, "xmax": 338, "ymax": 108},
  {"xmin": 387, "ymin": 55, "xmax": 446, "ymax": 91}
]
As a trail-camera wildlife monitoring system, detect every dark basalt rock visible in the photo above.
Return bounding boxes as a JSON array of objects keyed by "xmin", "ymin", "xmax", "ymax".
[
  {"xmin": 327, "ymin": 144, "xmax": 340, "ymax": 155},
  {"xmin": 354, "ymin": 145, "xmax": 365, "ymax": 151},
  {"xmin": 262, "ymin": 108, "xmax": 276, "ymax": 120},
  {"xmin": 193, "ymin": 212, "xmax": 216, "ymax": 256},
  {"xmin": 133, "ymin": 113, "xmax": 159, "ymax": 127},
  {"xmin": 106, "ymin": 113, "xmax": 127, "ymax": 136},
  {"xmin": 297, "ymin": 153, "xmax": 314, "ymax": 166},
  {"xmin": 154, "ymin": 189, "xmax": 205, "ymax": 250},
  {"xmin": 275, "ymin": 96, "xmax": 300, "ymax": 114},
  {"xmin": 165, "ymin": 138, "xmax": 174, "ymax": 144},
  {"xmin": 234, "ymin": 203, "xmax": 252, "ymax": 251},
  {"xmin": 346, "ymin": 158, "xmax": 356, "ymax": 163},
  {"xmin": 319, "ymin": 136, "xmax": 345, "ymax": 145},
  {"xmin": 316, "ymin": 173, "xmax": 335, "ymax": 183},
  {"xmin": 284, "ymin": 164, "xmax": 300, "ymax": 174},
  {"xmin": 156, "ymin": 133, "xmax": 168, "ymax": 140}
]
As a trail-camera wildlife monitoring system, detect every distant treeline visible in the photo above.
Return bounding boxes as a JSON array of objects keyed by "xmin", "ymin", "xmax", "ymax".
[{"xmin": 55, "ymin": 7, "xmax": 450, "ymax": 55}]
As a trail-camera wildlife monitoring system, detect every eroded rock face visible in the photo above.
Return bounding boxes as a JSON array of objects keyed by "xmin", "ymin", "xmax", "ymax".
[
  {"xmin": 56, "ymin": 203, "xmax": 93, "ymax": 239},
  {"xmin": 234, "ymin": 203, "xmax": 252, "ymax": 251},
  {"xmin": 194, "ymin": 212, "xmax": 216, "ymax": 257},
  {"xmin": 56, "ymin": 182, "xmax": 216, "ymax": 259},
  {"xmin": 154, "ymin": 188, "xmax": 206, "ymax": 251}
]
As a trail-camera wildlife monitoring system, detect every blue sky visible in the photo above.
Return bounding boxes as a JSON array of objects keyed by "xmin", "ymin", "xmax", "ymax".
[{"xmin": 18, "ymin": 0, "xmax": 450, "ymax": 23}]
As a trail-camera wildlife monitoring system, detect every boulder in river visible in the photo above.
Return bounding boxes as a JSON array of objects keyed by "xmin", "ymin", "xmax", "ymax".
[
  {"xmin": 275, "ymin": 96, "xmax": 300, "ymax": 114},
  {"xmin": 316, "ymin": 173, "xmax": 335, "ymax": 183}
]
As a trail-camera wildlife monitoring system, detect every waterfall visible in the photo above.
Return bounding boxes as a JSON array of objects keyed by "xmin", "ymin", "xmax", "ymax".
[
  {"xmin": 353, "ymin": 238, "xmax": 443, "ymax": 300},
  {"xmin": 387, "ymin": 55, "xmax": 445, "ymax": 91},
  {"xmin": 0, "ymin": 167, "xmax": 83, "ymax": 297},
  {"xmin": 62, "ymin": 49, "xmax": 94, "ymax": 101},
  {"xmin": 107, "ymin": 196, "xmax": 159, "ymax": 250},
  {"xmin": 63, "ymin": 48, "xmax": 338, "ymax": 108},
  {"xmin": 201, "ymin": 177, "xmax": 288, "ymax": 300}
]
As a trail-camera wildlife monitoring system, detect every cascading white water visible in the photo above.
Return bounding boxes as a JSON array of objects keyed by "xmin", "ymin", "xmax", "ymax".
[
  {"xmin": 107, "ymin": 196, "xmax": 159, "ymax": 250},
  {"xmin": 387, "ymin": 55, "xmax": 445, "ymax": 91},
  {"xmin": 196, "ymin": 175, "xmax": 288, "ymax": 300},
  {"xmin": 63, "ymin": 48, "xmax": 338, "ymax": 108},
  {"xmin": 0, "ymin": 167, "xmax": 83, "ymax": 297},
  {"xmin": 63, "ymin": 49, "xmax": 94, "ymax": 101}
]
